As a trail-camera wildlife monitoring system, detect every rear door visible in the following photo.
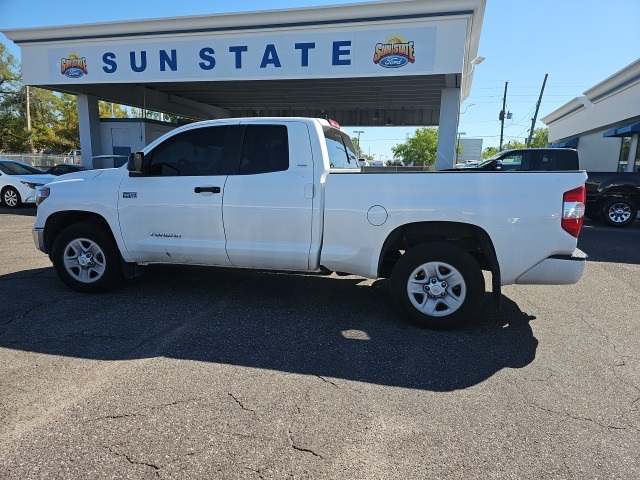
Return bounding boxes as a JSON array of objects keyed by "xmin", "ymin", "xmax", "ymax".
[{"xmin": 222, "ymin": 121, "xmax": 315, "ymax": 270}]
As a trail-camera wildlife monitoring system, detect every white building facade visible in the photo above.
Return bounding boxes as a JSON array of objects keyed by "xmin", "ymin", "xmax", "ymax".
[
  {"xmin": 542, "ymin": 59, "xmax": 640, "ymax": 173},
  {"xmin": 2, "ymin": 0, "xmax": 486, "ymax": 170}
]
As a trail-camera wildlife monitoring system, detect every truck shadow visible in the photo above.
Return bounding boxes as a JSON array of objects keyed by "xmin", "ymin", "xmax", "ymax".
[{"xmin": 0, "ymin": 266, "xmax": 537, "ymax": 392}]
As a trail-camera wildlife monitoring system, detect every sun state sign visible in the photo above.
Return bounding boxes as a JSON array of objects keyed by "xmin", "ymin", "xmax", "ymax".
[{"xmin": 20, "ymin": 20, "xmax": 467, "ymax": 85}]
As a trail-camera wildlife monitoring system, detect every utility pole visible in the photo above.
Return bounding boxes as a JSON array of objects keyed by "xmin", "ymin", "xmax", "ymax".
[
  {"xmin": 26, "ymin": 85, "xmax": 34, "ymax": 154},
  {"xmin": 26, "ymin": 85, "xmax": 31, "ymax": 131},
  {"xmin": 499, "ymin": 81, "xmax": 508, "ymax": 151},
  {"xmin": 526, "ymin": 74, "xmax": 548, "ymax": 148}
]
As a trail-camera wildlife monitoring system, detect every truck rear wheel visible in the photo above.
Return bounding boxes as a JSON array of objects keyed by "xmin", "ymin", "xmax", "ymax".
[
  {"xmin": 51, "ymin": 223, "xmax": 123, "ymax": 293},
  {"xmin": 600, "ymin": 198, "xmax": 637, "ymax": 227},
  {"xmin": 390, "ymin": 243, "xmax": 485, "ymax": 330}
]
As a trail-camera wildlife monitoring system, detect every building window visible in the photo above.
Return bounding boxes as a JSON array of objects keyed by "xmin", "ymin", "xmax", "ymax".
[{"xmin": 617, "ymin": 137, "xmax": 631, "ymax": 172}]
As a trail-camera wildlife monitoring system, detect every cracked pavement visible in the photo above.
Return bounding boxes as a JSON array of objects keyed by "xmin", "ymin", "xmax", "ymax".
[{"xmin": 0, "ymin": 207, "xmax": 639, "ymax": 479}]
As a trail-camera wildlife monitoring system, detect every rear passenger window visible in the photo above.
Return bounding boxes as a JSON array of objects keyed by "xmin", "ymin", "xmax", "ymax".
[
  {"xmin": 147, "ymin": 126, "xmax": 229, "ymax": 176},
  {"xmin": 239, "ymin": 125, "xmax": 289, "ymax": 175}
]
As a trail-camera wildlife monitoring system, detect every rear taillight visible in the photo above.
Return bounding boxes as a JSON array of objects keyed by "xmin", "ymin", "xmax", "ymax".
[{"xmin": 562, "ymin": 186, "xmax": 585, "ymax": 237}]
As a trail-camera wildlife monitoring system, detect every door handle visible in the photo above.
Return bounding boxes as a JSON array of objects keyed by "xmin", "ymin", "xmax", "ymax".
[{"xmin": 194, "ymin": 186, "xmax": 221, "ymax": 194}]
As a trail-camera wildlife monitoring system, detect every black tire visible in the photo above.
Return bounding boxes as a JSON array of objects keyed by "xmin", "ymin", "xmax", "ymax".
[
  {"xmin": 390, "ymin": 243, "xmax": 485, "ymax": 330},
  {"xmin": 2, "ymin": 187, "xmax": 22, "ymax": 208},
  {"xmin": 600, "ymin": 197, "xmax": 637, "ymax": 227},
  {"xmin": 51, "ymin": 223, "xmax": 124, "ymax": 293}
]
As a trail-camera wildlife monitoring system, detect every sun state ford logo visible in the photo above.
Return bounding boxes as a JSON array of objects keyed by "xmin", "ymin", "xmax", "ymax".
[
  {"xmin": 60, "ymin": 53, "xmax": 88, "ymax": 78},
  {"xmin": 373, "ymin": 36, "xmax": 415, "ymax": 69}
]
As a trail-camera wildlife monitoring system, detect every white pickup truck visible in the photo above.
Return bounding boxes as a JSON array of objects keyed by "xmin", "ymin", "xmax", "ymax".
[{"xmin": 33, "ymin": 117, "xmax": 587, "ymax": 329}]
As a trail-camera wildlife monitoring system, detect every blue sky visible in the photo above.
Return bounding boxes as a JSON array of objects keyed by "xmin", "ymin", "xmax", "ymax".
[{"xmin": 1, "ymin": 0, "xmax": 639, "ymax": 159}]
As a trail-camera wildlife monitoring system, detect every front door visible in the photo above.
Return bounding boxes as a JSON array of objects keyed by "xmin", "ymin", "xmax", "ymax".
[{"xmin": 118, "ymin": 124, "xmax": 234, "ymax": 266}]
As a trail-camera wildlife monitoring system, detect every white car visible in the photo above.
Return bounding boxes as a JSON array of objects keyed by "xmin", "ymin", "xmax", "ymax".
[{"xmin": 0, "ymin": 159, "xmax": 56, "ymax": 208}]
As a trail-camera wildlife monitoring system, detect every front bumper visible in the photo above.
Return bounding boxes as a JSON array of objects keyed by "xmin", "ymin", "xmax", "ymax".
[
  {"xmin": 33, "ymin": 227, "xmax": 47, "ymax": 253},
  {"xmin": 515, "ymin": 249, "xmax": 587, "ymax": 285}
]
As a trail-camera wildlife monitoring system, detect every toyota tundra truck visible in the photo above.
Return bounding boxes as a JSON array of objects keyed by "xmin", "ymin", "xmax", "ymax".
[{"xmin": 32, "ymin": 118, "xmax": 587, "ymax": 329}]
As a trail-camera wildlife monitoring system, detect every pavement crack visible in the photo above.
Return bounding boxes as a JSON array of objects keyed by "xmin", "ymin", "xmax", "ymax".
[
  {"xmin": 510, "ymin": 377, "xmax": 631, "ymax": 431},
  {"xmin": 287, "ymin": 428, "xmax": 324, "ymax": 459},
  {"xmin": 243, "ymin": 467, "xmax": 267, "ymax": 479},
  {"xmin": 228, "ymin": 393, "xmax": 256, "ymax": 414},
  {"xmin": 106, "ymin": 446, "xmax": 161, "ymax": 476},
  {"xmin": 315, "ymin": 375, "xmax": 338, "ymax": 388}
]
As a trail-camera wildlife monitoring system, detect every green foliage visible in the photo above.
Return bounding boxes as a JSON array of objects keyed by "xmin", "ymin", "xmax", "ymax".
[
  {"xmin": 99, "ymin": 101, "xmax": 130, "ymax": 119},
  {"xmin": 392, "ymin": 127, "xmax": 439, "ymax": 166},
  {"xmin": 350, "ymin": 137, "xmax": 364, "ymax": 159},
  {"xmin": 481, "ymin": 128, "xmax": 549, "ymax": 158},
  {"xmin": 530, "ymin": 127, "xmax": 548, "ymax": 147},
  {"xmin": 482, "ymin": 146, "xmax": 500, "ymax": 158},
  {"xmin": 0, "ymin": 41, "xmax": 134, "ymax": 153}
]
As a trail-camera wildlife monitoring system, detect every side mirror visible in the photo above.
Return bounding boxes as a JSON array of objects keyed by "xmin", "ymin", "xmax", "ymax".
[
  {"xmin": 127, "ymin": 152, "xmax": 144, "ymax": 174},
  {"xmin": 494, "ymin": 160, "xmax": 502, "ymax": 171}
]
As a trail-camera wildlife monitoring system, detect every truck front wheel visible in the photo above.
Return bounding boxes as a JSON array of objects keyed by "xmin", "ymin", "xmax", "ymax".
[
  {"xmin": 390, "ymin": 244, "xmax": 485, "ymax": 330},
  {"xmin": 600, "ymin": 198, "xmax": 637, "ymax": 227},
  {"xmin": 51, "ymin": 223, "xmax": 123, "ymax": 293}
]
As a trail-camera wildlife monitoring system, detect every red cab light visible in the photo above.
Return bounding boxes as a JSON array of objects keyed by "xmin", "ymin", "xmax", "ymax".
[
  {"xmin": 562, "ymin": 186, "xmax": 586, "ymax": 237},
  {"xmin": 328, "ymin": 119, "xmax": 341, "ymax": 129}
]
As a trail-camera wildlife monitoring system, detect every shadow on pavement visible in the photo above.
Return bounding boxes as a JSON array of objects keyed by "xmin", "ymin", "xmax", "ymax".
[
  {"xmin": 0, "ymin": 206, "xmax": 37, "ymax": 217},
  {"xmin": 0, "ymin": 265, "xmax": 537, "ymax": 392}
]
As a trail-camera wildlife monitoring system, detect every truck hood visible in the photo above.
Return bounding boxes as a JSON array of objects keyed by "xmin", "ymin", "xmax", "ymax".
[{"xmin": 48, "ymin": 168, "xmax": 111, "ymax": 184}]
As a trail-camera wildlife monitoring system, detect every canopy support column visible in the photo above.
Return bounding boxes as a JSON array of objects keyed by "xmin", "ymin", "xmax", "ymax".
[
  {"xmin": 436, "ymin": 88, "xmax": 461, "ymax": 170},
  {"xmin": 77, "ymin": 94, "xmax": 102, "ymax": 169}
]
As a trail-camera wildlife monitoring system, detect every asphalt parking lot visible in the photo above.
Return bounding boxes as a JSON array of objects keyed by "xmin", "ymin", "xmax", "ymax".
[{"xmin": 1, "ymin": 206, "xmax": 639, "ymax": 479}]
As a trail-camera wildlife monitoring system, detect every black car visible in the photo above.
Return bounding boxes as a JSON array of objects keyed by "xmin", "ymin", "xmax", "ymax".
[{"xmin": 42, "ymin": 164, "xmax": 86, "ymax": 176}]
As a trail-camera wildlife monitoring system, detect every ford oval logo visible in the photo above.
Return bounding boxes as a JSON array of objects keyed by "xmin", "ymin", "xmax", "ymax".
[
  {"xmin": 379, "ymin": 56, "xmax": 409, "ymax": 68},
  {"xmin": 64, "ymin": 68, "xmax": 85, "ymax": 78}
]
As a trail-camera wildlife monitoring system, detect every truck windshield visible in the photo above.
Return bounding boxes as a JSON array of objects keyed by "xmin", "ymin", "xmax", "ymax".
[{"xmin": 324, "ymin": 128, "xmax": 359, "ymax": 169}]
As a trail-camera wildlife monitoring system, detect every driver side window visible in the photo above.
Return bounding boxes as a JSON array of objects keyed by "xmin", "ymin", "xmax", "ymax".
[{"xmin": 147, "ymin": 126, "xmax": 229, "ymax": 176}]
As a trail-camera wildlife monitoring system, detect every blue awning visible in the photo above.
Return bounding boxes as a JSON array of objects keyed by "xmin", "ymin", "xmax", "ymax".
[
  {"xmin": 552, "ymin": 138, "xmax": 579, "ymax": 148},
  {"xmin": 603, "ymin": 121, "xmax": 640, "ymax": 138}
]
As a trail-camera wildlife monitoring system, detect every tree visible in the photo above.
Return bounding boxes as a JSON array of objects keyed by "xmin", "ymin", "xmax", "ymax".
[
  {"xmin": 392, "ymin": 127, "xmax": 439, "ymax": 167},
  {"xmin": 350, "ymin": 136, "xmax": 364, "ymax": 159},
  {"xmin": 0, "ymin": 43, "xmax": 23, "ymax": 151},
  {"xmin": 482, "ymin": 128, "xmax": 550, "ymax": 158},
  {"xmin": 530, "ymin": 127, "xmax": 548, "ymax": 148},
  {"xmin": 482, "ymin": 146, "xmax": 499, "ymax": 159},
  {"xmin": 99, "ymin": 101, "xmax": 130, "ymax": 119},
  {"xmin": 482, "ymin": 140, "xmax": 524, "ymax": 158}
]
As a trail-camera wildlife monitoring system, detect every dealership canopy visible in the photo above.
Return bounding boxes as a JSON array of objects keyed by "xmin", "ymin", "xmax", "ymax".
[{"xmin": 2, "ymin": 0, "xmax": 486, "ymax": 169}]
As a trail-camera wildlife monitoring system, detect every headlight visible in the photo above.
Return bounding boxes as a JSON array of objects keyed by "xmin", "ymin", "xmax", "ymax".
[
  {"xmin": 20, "ymin": 181, "xmax": 44, "ymax": 189},
  {"xmin": 36, "ymin": 186, "xmax": 50, "ymax": 206}
]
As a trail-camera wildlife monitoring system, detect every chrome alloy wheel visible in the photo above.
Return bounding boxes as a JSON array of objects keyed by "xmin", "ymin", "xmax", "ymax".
[
  {"xmin": 607, "ymin": 202, "xmax": 632, "ymax": 224},
  {"xmin": 62, "ymin": 237, "xmax": 107, "ymax": 283},
  {"xmin": 406, "ymin": 261, "xmax": 467, "ymax": 317}
]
